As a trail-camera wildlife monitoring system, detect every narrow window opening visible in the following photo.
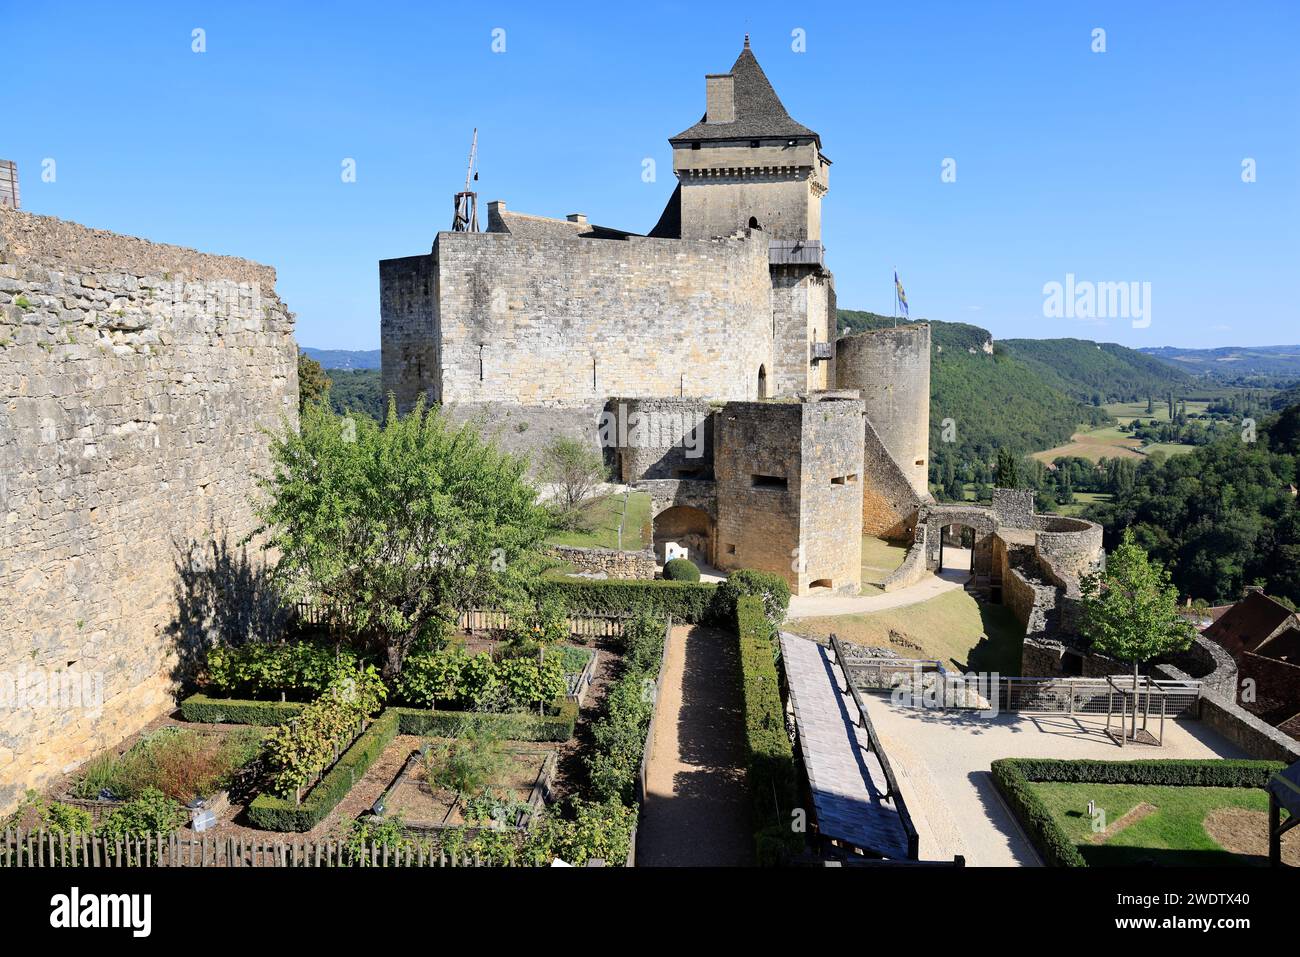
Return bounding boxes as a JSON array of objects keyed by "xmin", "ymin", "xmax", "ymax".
[{"xmin": 751, "ymin": 474, "xmax": 787, "ymax": 490}]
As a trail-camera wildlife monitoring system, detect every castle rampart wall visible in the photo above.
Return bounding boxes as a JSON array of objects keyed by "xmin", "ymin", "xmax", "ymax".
[{"xmin": 0, "ymin": 208, "xmax": 298, "ymax": 813}]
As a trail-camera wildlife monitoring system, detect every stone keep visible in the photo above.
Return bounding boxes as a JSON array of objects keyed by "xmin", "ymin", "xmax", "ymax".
[
  {"xmin": 0, "ymin": 207, "xmax": 298, "ymax": 814},
  {"xmin": 381, "ymin": 37, "xmax": 837, "ymax": 426}
]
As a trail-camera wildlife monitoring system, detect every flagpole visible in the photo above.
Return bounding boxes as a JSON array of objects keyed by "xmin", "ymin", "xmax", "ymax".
[{"xmin": 893, "ymin": 265, "xmax": 898, "ymax": 328}]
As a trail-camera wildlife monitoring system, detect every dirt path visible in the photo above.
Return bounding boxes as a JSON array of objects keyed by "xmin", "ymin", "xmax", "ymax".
[
  {"xmin": 785, "ymin": 568, "xmax": 970, "ymax": 620},
  {"xmin": 636, "ymin": 624, "xmax": 753, "ymax": 866}
]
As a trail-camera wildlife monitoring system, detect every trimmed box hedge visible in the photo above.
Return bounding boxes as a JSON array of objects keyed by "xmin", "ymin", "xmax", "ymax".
[
  {"xmin": 735, "ymin": 596, "xmax": 802, "ymax": 865},
  {"xmin": 180, "ymin": 694, "xmax": 305, "ymax": 726},
  {"xmin": 247, "ymin": 710, "xmax": 400, "ymax": 832},
  {"xmin": 991, "ymin": 757, "xmax": 1286, "ymax": 868},
  {"xmin": 538, "ymin": 577, "xmax": 723, "ymax": 624},
  {"xmin": 392, "ymin": 700, "xmax": 578, "ymax": 742}
]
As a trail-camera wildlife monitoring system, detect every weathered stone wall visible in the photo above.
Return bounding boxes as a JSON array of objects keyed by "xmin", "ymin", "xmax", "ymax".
[
  {"xmin": 608, "ymin": 397, "xmax": 716, "ymax": 483},
  {"xmin": 796, "ymin": 396, "xmax": 864, "ymax": 594},
  {"xmin": 770, "ymin": 268, "xmax": 833, "ymax": 397},
  {"xmin": 835, "ymin": 324, "xmax": 931, "ymax": 498},
  {"xmin": 384, "ymin": 229, "xmax": 775, "ymax": 411},
  {"xmin": 713, "ymin": 396, "xmax": 863, "ymax": 594},
  {"xmin": 547, "ymin": 545, "xmax": 656, "ymax": 580},
  {"xmin": 379, "ymin": 253, "xmax": 437, "ymax": 415},
  {"xmin": 0, "ymin": 208, "xmax": 297, "ymax": 814},
  {"xmin": 861, "ymin": 418, "xmax": 923, "ymax": 539},
  {"xmin": 714, "ymin": 402, "xmax": 803, "ymax": 585}
]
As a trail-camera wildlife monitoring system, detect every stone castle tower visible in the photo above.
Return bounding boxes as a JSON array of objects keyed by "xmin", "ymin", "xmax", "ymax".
[{"xmin": 380, "ymin": 38, "xmax": 932, "ymax": 593}]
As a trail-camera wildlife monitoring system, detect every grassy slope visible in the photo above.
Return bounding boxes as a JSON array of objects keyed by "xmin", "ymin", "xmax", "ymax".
[
  {"xmin": 1027, "ymin": 781, "xmax": 1270, "ymax": 867},
  {"xmin": 546, "ymin": 491, "xmax": 652, "ymax": 551},
  {"xmin": 860, "ymin": 536, "xmax": 908, "ymax": 596},
  {"xmin": 786, "ymin": 589, "xmax": 1025, "ymax": 675}
]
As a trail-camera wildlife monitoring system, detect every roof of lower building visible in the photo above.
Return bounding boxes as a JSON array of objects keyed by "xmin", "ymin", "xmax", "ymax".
[
  {"xmin": 484, "ymin": 204, "xmax": 638, "ymax": 241},
  {"xmin": 1203, "ymin": 590, "xmax": 1300, "ymax": 658},
  {"xmin": 670, "ymin": 38, "xmax": 820, "ymax": 146}
]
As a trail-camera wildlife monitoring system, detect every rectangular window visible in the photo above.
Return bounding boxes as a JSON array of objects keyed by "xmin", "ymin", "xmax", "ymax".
[
  {"xmin": 726, "ymin": 544, "xmax": 737, "ymax": 555},
  {"xmin": 751, "ymin": 474, "xmax": 788, "ymax": 490},
  {"xmin": 831, "ymin": 474, "xmax": 859, "ymax": 486}
]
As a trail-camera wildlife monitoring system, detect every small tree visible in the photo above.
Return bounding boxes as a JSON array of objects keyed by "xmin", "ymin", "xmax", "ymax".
[
  {"xmin": 253, "ymin": 397, "xmax": 550, "ymax": 677},
  {"xmin": 540, "ymin": 437, "xmax": 607, "ymax": 529},
  {"xmin": 297, "ymin": 351, "xmax": 332, "ymax": 411},
  {"xmin": 1079, "ymin": 529, "xmax": 1196, "ymax": 741},
  {"xmin": 995, "ymin": 447, "xmax": 1020, "ymax": 490}
]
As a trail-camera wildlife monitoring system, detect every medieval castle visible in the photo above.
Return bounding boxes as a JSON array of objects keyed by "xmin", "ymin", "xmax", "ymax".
[{"xmin": 380, "ymin": 38, "xmax": 935, "ymax": 596}]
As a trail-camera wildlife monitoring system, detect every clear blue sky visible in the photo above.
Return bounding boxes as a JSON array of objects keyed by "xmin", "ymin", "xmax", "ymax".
[{"xmin": 8, "ymin": 1, "xmax": 1297, "ymax": 349}]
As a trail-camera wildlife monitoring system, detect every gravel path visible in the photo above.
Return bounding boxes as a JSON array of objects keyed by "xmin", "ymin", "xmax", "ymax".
[
  {"xmin": 636, "ymin": 624, "xmax": 753, "ymax": 867},
  {"xmin": 785, "ymin": 568, "xmax": 970, "ymax": 620}
]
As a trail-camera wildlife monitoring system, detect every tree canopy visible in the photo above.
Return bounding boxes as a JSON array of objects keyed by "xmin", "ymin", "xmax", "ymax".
[{"xmin": 253, "ymin": 397, "xmax": 551, "ymax": 676}]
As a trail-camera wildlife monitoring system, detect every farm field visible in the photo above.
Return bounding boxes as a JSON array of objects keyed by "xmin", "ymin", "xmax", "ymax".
[
  {"xmin": 1051, "ymin": 491, "xmax": 1113, "ymax": 517},
  {"xmin": 1033, "ymin": 400, "xmax": 1208, "ymax": 464},
  {"xmin": 1027, "ymin": 781, "xmax": 1296, "ymax": 867}
]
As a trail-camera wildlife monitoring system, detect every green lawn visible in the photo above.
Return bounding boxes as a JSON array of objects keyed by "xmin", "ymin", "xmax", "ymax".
[
  {"xmin": 546, "ymin": 491, "xmax": 651, "ymax": 551},
  {"xmin": 1104, "ymin": 399, "xmax": 1211, "ymax": 424},
  {"xmin": 860, "ymin": 536, "xmax": 908, "ymax": 595},
  {"xmin": 786, "ymin": 588, "xmax": 1025, "ymax": 675},
  {"xmin": 1142, "ymin": 442, "xmax": 1199, "ymax": 458},
  {"xmin": 1027, "ymin": 781, "xmax": 1273, "ymax": 867}
]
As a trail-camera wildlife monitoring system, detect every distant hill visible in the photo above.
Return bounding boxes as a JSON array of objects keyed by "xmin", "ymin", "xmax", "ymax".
[
  {"xmin": 999, "ymin": 337, "xmax": 1192, "ymax": 403},
  {"xmin": 837, "ymin": 311, "xmax": 1108, "ymax": 469},
  {"xmin": 301, "ymin": 348, "xmax": 381, "ymax": 370},
  {"xmin": 1140, "ymin": 344, "xmax": 1300, "ymax": 381}
]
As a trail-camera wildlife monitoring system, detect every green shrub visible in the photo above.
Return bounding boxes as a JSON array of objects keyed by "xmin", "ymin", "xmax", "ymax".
[
  {"xmin": 205, "ymin": 640, "xmax": 367, "ymax": 700},
  {"xmin": 264, "ymin": 667, "xmax": 387, "ymax": 798},
  {"xmin": 585, "ymin": 614, "xmax": 667, "ymax": 803},
  {"xmin": 663, "ymin": 558, "xmax": 701, "ymax": 582},
  {"xmin": 396, "ymin": 647, "xmax": 565, "ymax": 710},
  {"xmin": 42, "ymin": 801, "xmax": 93, "ymax": 835},
  {"xmin": 990, "ymin": 758, "xmax": 1286, "ymax": 868},
  {"xmin": 718, "ymin": 569, "xmax": 791, "ymax": 626},
  {"xmin": 990, "ymin": 760, "xmax": 1087, "ymax": 867},
  {"xmin": 97, "ymin": 788, "xmax": 188, "ymax": 841},
  {"xmin": 523, "ymin": 798, "xmax": 638, "ymax": 866},
  {"xmin": 392, "ymin": 702, "xmax": 577, "ymax": 742},
  {"xmin": 536, "ymin": 577, "xmax": 721, "ymax": 624},
  {"xmin": 180, "ymin": 694, "xmax": 304, "ymax": 725},
  {"xmin": 70, "ymin": 727, "xmax": 264, "ymax": 802},
  {"xmin": 735, "ymin": 596, "xmax": 802, "ymax": 865},
  {"xmin": 247, "ymin": 710, "xmax": 400, "ymax": 832}
]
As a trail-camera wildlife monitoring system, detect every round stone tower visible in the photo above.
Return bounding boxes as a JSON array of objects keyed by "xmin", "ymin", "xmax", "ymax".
[{"xmin": 835, "ymin": 323, "xmax": 931, "ymax": 498}]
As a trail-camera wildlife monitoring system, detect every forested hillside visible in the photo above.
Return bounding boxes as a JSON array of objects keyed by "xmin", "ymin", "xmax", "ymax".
[
  {"xmin": 837, "ymin": 311, "xmax": 1108, "ymax": 477},
  {"xmin": 999, "ymin": 338, "xmax": 1191, "ymax": 404},
  {"xmin": 1084, "ymin": 403, "xmax": 1300, "ymax": 605}
]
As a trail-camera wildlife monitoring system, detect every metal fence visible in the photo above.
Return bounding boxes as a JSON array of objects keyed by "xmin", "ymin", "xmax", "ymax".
[{"xmin": 996, "ymin": 676, "xmax": 1201, "ymax": 716}]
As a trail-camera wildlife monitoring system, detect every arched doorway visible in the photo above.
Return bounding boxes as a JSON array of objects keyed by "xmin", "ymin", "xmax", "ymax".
[
  {"xmin": 652, "ymin": 505, "xmax": 714, "ymax": 566},
  {"xmin": 757, "ymin": 364, "xmax": 768, "ymax": 399},
  {"xmin": 748, "ymin": 216, "xmax": 761, "ymax": 229}
]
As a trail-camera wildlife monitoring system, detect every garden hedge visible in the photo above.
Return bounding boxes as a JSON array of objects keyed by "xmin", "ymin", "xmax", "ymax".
[
  {"xmin": 392, "ymin": 700, "xmax": 578, "ymax": 742},
  {"xmin": 536, "ymin": 577, "xmax": 723, "ymax": 624},
  {"xmin": 735, "ymin": 596, "xmax": 802, "ymax": 865},
  {"xmin": 990, "ymin": 757, "xmax": 1286, "ymax": 868},
  {"xmin": 180, "ymin": 694, "xmax": 305, "ymax": 726},
  {"xmin": 247, "ymin": 710, "xmax": 400, "ymax": 832}
]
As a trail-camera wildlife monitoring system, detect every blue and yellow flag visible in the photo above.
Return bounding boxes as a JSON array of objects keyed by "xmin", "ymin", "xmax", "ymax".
[{"xmin": 894, "ymin": 270, "xmax": 909, "ymax": 317}]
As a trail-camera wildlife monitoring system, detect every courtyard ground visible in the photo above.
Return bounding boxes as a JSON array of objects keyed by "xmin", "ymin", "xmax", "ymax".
[{"xmin": 854, "ymin": 684, "xmax": 1248, "ymax": 866}]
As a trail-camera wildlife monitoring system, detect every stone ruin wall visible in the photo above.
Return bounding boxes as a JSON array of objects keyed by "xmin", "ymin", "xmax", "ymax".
[{"xmin": 0, "ymin": 208, "xmax": 298, "ymax": 813}]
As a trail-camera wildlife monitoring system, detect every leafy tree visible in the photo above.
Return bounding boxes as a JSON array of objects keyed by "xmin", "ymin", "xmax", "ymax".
[
  {"xmin": 1078, "ymin": 529, "xmax": 1197, "ymax": 741},
  {"xmin": 297, "ymin": 351, "xmax": 332, "ymax": 411},
  {"xmin": 995, "ymin": 447, "xmax": 1020, "ymax": 489},
  {"xmin": 540, "ymin": 436, "xmax": 607, "ymax": 530},
  {"xmin": 253, "ymin": 397, "xmax": 551, "ymax": 676}
]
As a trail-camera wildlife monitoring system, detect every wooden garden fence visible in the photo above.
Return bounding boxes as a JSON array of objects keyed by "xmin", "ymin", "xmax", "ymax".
[{"xmin": 0, "ymin": 828, "xmax": 608, "ymax": 867}]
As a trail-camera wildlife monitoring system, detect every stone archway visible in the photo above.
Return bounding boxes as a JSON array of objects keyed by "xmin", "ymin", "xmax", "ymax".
[
  {"xmin": 921, "ymin": 505, "xmax": 999, "ymax": 580},
  {"xmin": 652, "ymin": 505, "xmax": 714, "ymax": 566}
]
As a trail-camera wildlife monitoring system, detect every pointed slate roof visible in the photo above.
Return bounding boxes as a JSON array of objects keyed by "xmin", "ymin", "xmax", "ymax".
[{"xmin": 670, "ymin": 37, "xmax": 820, "ymax": 146}]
